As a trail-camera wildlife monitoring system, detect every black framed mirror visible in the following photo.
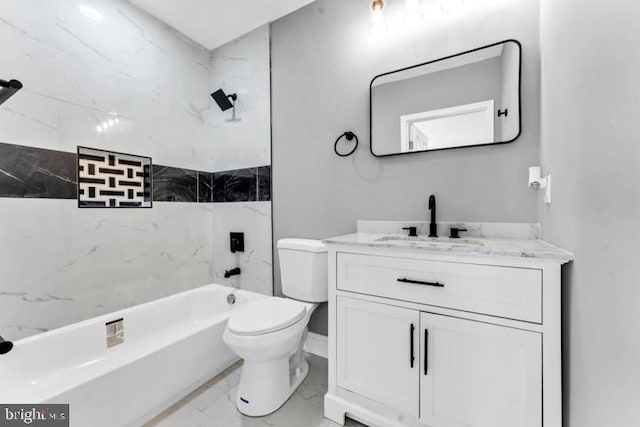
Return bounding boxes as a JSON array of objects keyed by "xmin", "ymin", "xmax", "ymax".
[{"xmin": 370, "ymin": 40, "xmax": 522, "ymax": 157}]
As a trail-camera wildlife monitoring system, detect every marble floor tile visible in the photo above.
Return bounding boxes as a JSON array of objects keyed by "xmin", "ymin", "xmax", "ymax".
[
  {"xmin": 144, "ymin": 354, "xmax": 366, "ymax": 427},
  {"xmin": 184, "ymin": 363, "xmax": 243, "ymax": 412}
]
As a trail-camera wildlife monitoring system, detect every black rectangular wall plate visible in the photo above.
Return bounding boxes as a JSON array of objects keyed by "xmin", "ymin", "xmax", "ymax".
[{"xmin": 230, "ymin": 232, "xmax": 244, "ymax": 253}]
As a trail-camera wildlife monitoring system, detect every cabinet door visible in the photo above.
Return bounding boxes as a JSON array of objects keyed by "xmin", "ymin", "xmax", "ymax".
[
  {"xmin": 420, "ymin": 312, "xmax": 542, "ymax": 427},
  {"xmin": 337, "ymin": 296, "xmax": 419, "ymax": 416}
]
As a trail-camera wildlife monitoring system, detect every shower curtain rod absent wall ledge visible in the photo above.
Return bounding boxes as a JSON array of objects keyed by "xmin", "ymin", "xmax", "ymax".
[{"xmin": 0, "ymin": 79, "xmax": 23, "ymax": 106}]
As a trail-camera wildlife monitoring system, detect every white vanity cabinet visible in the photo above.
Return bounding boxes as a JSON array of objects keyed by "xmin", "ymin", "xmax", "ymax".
[
  {"xmin": 324, "ymin": 238, "xmax": 572, "ymax": 427},
  {"xmin": 337, "ymin": 297, "xmax": 420, "ymax": 416},
  {"xmin": 419, "ymin": 312, "xmax": 542, "ymax": 427},
  {"xmin": 335, "ymin": 295, "xmax": 542, "ymax": 427}
]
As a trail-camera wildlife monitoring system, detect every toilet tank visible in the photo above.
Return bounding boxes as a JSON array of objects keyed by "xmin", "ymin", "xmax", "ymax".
[{"xmin": 277, "ymin": 238, "xmax": 328, "ymax": 303}]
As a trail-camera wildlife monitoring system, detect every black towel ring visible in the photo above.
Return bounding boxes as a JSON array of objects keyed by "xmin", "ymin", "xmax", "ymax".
[{"xmin": 334, "ymin": 131, "xmax": 359, "ymax": 157}]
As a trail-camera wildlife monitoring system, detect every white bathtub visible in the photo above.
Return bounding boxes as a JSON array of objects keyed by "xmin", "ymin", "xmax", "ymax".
[{"xmin": 0, "ymin": 284, "xmax": 266, "ymax": 427}]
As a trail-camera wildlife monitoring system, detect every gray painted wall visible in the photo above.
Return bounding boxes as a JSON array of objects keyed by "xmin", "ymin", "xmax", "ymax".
[
  {"xmin": 540, "ymin": 0, "xmax": 640, "ymax": 425},
  {"xmin": 271, "ymin": 0, "xmax": 541, "ymax": 335}
]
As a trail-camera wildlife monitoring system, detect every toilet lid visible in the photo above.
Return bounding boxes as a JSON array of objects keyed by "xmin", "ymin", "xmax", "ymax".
[{"xmin": 227, "ymin": 297, "xmax": 307, "ymax": 336}]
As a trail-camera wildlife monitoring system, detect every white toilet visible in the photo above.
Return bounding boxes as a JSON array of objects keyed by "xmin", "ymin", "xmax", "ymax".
[{"xmin": 223, "ymin": 238, "xmax": 328, "ymax": 416}]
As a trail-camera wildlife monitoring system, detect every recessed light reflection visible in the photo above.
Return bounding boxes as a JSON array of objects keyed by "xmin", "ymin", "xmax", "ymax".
[
  {"xmin": 96, "ymin": 114, "xmax": 122, "ymax": 133},
  {"xmin": 78, "ymin": 5, "xmax": 103, "ymax": 21}
]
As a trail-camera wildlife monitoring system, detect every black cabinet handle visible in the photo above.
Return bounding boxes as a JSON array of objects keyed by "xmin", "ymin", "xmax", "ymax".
[
  {"xmin": 410, "ymin": 323, "xmax": 415, "ymax": 368},
  {"xmin": 424, "ymin": 329, "xmax": 429, "ymax": 375},
  {"xmin": 397, "ymin": 278, "xmax": 444, "ymax": 287}
]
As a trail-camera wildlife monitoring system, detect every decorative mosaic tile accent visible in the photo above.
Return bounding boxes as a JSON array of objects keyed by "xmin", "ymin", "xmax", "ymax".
[{"xmin": 77, "ymin": 146, "xmax": 152, "ymax": 208}]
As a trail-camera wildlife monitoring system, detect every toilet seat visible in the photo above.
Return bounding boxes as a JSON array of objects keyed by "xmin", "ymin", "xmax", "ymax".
[{"xmin": 227, "ymin": 297, "xmax": 306, "ymax": 336}]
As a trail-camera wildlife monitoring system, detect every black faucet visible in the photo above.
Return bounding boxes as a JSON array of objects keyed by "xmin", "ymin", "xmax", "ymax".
[
  {"xmin": 428, "ymin": 195, "xmax": 437, "ymax": 238},
  {"xmin": 402, "ymin": 226, "xmax": 418, "ymax": 237},
  {"xmin": 224, "ymin": 267, "xmax": 241, "ymax": 278},
  {"xmin": 0, "ymin": 335, "xmax": 13, "ymax": 355},
  {"xmin": 449, "ymin": 227, "xmax": 468, "ymax": 239}
]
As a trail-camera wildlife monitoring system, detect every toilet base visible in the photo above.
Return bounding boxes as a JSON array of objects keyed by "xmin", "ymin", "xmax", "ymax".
[{"xmin": 236, "ymin": 354, "xmax": 309, "ymax": 417}]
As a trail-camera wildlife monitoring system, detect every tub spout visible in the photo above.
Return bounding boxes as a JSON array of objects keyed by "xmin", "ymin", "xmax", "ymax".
[
  {"xmin": 224, "ymin": 267, "xmax": 241, "ymax": 278},
  {"xmin": 0, "ymin": 335, "xmax": 13, "ymax": 355}
]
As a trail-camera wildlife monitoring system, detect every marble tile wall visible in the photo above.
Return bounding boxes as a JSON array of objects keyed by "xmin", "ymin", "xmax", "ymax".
[
  {"xmin": 209, "ymin": 25, "xmax": 273, "ymax": 297},
  {"xmin": 0, "ymin": 2, "xmax": 275, "ymax": 338},
  {"xmin": 0, "ymin": 0, "xmax": 215, "ymax": 170},
  {"xmin": 212, "ymin": 202, "xmax": 273, "ymax": 296},
  {"xmin": 0, "ymin": 198, "xmax": 214, "ymax": 339},
  {"xmin": 209, "ymin": 25, "xmax": 271, "ymax": 172},
  {"xmin": 0, "ymin": 0, "xmax": 219, "ymax": 340}
]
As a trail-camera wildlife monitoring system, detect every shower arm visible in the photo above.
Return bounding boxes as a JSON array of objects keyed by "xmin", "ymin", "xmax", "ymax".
[
  {"xmin": 0, "ymin": 79, "xmax": 23, "ymax": 106},
  {"xmin": 227, "ymin": 93, "xmax": 238, "ymax": 121},
  {"xmin": 0, "ymin": 335, "xmax": 14, "ymax": 355}
]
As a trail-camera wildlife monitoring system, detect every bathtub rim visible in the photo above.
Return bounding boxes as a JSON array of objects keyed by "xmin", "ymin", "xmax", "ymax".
[{"xmin": 11, "ymin": 283, "xmax": 255, "ymax": 346}]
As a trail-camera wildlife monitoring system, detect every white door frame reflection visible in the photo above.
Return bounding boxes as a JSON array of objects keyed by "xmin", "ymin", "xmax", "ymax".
[{"xmin": 400, "ymin": 100, "xmax": 494, "ymax": 152}]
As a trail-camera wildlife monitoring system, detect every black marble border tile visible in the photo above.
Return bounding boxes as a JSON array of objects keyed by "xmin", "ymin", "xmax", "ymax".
[
  {"xmin": 198, "ymin": 171, "xmax": 214, "ymax": 203},
  {"xmin": 213, "ymin": 167, "xmax": 257, "ymax": 203},
  {"xmin": 0, "ymin": 142, "xmax": 271, "ymax": 204},
  {"xmin": 152, "ymin": 165, "xmax": 198, "ymax": 202},
  {"xmin": 0, "ymin": 142, "xmax": 77, "ymax": 199},
  {"xmin": 257, "ymin": 165, "xmax": 271, "ymax": 202}
]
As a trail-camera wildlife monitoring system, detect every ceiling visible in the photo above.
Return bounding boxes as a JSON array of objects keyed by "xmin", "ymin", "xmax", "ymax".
[{"xmin": 129, "ymin": 0, "xmax": 316, "ymax": 50}]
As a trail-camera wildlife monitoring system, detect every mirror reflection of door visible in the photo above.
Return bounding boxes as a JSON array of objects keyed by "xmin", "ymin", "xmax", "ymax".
[{"xmin": 402, "ymin": 100, "xmax": 494, "ymax": 152}]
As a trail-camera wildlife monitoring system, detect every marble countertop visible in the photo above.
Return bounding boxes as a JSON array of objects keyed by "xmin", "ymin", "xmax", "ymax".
[{"xmin": 322, "ymin": 232, "xmax": 575, "ymax": 262}]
